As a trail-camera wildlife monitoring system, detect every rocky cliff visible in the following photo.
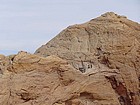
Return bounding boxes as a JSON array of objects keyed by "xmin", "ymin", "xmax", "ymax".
[
  {"xmin": 35, "ymin": 12, "xmax": 140, "ymax": 104},
  {"xmin": 0, "ymin": 12, "xmax": 139, "ymax": 105},
  {"xmin": 0, "ymin": 51, "xmax": 124, "ymax": 105}
]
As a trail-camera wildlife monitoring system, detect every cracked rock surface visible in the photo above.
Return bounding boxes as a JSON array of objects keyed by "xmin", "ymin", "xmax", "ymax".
[
  {"xmin": 35, "ymin": 12, "xmax": 140, "ymax": 104},
  {"xmin": 0, "ymin": 12, "xmax": 139, "ymax": 105},
  {"xmin": 0, "ymin": 51, "xmax": 122, "ymax": 105}
]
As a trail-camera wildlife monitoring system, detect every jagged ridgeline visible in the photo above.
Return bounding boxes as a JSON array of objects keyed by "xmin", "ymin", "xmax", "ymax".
[{"xmin": 0, "ymin": 12, "xmax": 140, "ymax": 105}]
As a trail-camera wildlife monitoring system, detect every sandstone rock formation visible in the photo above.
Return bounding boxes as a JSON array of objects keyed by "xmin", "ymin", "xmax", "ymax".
[
  {"xmin": 0, "ymin": 51, "xmax": 123, "ymax": 105},
  {"xmin": 0, "ymin": 12, "xmax": 139, "ymax": 105},
  {"xmin": 35, "ymin": 12, "xmax": 140, "ymax": 104}
]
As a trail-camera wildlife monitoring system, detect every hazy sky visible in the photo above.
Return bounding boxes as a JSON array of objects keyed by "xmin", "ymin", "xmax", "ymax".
[{"xmin": 0, "ymin": 0, "xmax": 140, "ymax": 55}]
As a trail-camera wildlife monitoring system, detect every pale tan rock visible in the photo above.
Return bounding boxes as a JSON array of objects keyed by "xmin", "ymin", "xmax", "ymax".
[
  {"xmin": 35, "ymin": 12, "xmax": 140, "ymax": 104},
  {"xmin": 0, "ymin": 51, "xmax": 121, "ymax": 105},
  {"xmin": 0, "ymin": 12, "xmax": 139, "ymax": 105}
]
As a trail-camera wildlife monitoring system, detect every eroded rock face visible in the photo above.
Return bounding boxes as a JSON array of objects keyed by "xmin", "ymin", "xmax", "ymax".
[
  {"xmin": 0, "ymin": 51, "xmax": 123, "ymax": 105},
  {"xmin": 0, "ymin": 12, "xmax": 140, "ymax": 105},
  {"xmin": 35, "ymin": 12, "xmax": 140, "ymax": 104}
]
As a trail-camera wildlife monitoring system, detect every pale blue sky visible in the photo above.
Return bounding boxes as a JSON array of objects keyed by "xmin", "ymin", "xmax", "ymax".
[{"xmin": 0, "ymin": 0, "xmax": 140, "ymax": 55}]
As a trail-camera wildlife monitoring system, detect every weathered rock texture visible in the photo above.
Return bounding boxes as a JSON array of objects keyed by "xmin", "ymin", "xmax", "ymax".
[
  {"xmin": 35, "ymin": 12, "xmax": 140, "ymax": 104},
  {"xmin": 0, "ymin": 12, "xmax": 139, "ymax": 105},
  {"xmin": 0, "ymin": 51, "xmax": 123, "ymax": 105}
]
